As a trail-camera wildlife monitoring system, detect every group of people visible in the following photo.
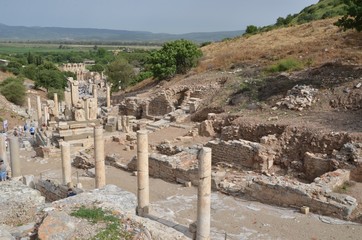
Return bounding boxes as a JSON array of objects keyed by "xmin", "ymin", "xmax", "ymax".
[{"xmin": 14, "ymin": 122, "xmax": 35, "ymax": 137}]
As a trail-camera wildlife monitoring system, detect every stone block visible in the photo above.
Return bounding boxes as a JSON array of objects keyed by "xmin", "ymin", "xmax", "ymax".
[{"xmin": 300, "ymin": 206, "xmax": 309, "ymax": 214}]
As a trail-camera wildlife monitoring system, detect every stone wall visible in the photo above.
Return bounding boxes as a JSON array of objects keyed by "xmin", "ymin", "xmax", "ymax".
[
  {"xmin": 36, "ymin": 179, "xmax": 83, "ymax": 202},
  {"xmin": 147, "ymin": 93, "xmax": 175, "ymax": 116},
  {"xmin": 304, "ymin": 152, "xmax": 337, "ymax": 181},
  {"xmin": 244, "ymin": 170, "xmax": 357, "ymax": 219},
  {"xmin": 128, "ymin": 151, "xmax": 199, "ymax": 185},
  {"xmin": 206, "ymin": 139, "xmax": 276, "ymax": 171}
]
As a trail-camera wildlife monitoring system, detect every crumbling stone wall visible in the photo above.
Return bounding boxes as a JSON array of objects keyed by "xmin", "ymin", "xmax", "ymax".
[
  {"xmin": 304, "ymin": 152, "xmax": 337, "ymax": 181},
  {"xmin": 36, "ymin": 179, "xmax": 83, "ymax": 202},
  {"xmin": 128, "ymin": 151, "xmax": 199, "ymax": 185},
  {"xmin": 148, "ymin": 93, "xmax": 175, "ymax": 116},
  {"xmin": 206, "ymin": 139, "xmax": 275, "ymax": 171}
]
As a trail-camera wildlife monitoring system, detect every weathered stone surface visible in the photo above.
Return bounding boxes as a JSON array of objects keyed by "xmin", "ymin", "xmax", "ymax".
[
  {"xmin": 198, "ymin": 120, "xmax": 215, "ymax": 137},
  {"xmin": 304, "ymin": 152, "xmax": 336, "ymax": 181},
  {"xmin": 0, "ymin": 181, "xmax": 45, "ymax": 227},
  {"xmin": 38, "ymin": 211, "xmax": 77, "ymax": 240},
  {"xmin": 72, "ymin": 152, "xmax": 94, "ymax": 169},
  {"xmin": 206, "ymin": 139, "xmax": 276, "ymax": 171}
]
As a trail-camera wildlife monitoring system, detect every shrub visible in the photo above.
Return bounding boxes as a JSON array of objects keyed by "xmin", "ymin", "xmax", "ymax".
[
  {"xmin": 0, "ymin": 77, "xmax": 26, "ymax": 105},
  {"xmin": 266, "ymin": 58, "xmax": 303, "ymax": 73},
  {"xmin": 245, "ymin": 25, "xmax": 259, "ymax": 34}
]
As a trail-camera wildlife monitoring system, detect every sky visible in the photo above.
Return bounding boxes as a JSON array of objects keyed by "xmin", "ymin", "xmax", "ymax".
[{"xmin": 0, "ymin": 0, "xmax": 319, "ymax": 34}]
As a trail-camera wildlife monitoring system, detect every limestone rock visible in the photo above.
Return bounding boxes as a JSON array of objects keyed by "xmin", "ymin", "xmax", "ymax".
[{"xmin": 198, "ymin": 120, "xmax": 215, "ymax": 137}]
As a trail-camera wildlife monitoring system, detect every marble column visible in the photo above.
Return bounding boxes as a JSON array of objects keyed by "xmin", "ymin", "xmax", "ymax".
[
  {"xmin": 136, "ymin": 130, "xmax": 149, "ymax": 216},
  {"xmin": 27, "ymin": 97, "xmax": 31, "ymax": 115},
  {"xmin": 196, "ymin": 147, "xmax": 212, "ymax": 240},
  {"xmin": 0, "ymin": 135, "xmax": 8, "ymax": 165},
  {"xmin": 106, "ymin": 84, "xmax": 111, "ymax": 108},
  {"xmin": 36, "ymin": 96, "xmax": 42, "ymax": 126},
  {"xmin": 61, "ymin": 142, "xmax": 72, "ymax": 186},
  {"xmin": 9, "ymin": 137, "xmax": 21, "ymax": 178},
  {"xmin": 94, "ymin": 125, "xmax": 105, "ymax": 188},
  {"xmin": 53, "ymin": 93, "xmax": 59, "ymax": 119},
  {"xmin": 43, "ymin": 106, "xmax": 48, "ymax": 126},
  {"xmin": 71, "ymin": 81, "xmax": 79, "ymax": 107}
]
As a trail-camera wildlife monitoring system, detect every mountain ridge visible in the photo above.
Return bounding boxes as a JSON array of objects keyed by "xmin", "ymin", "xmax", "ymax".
[{"xmin": 0, "ymin": 23, "xmax": 245, "ymax": 43}]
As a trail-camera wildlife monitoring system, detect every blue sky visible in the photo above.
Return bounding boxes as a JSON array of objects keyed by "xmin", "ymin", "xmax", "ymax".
[{"xmin": 0, "ymin": 0, "xmax": 319, "ymax": 34}]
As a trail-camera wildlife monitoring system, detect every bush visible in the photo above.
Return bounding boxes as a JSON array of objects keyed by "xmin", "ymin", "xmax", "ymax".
[
  {"xmin": 0, "ymin": 77, "xmax": 26, "ymax": 105},
  {"xmin": 147, "ymin": 39, "xmax": 202, "ymax": 80},
  {"xmin": 245, "ymin": 25, "xmax": 259, "ymax": 34},
  {"xmin": 335, "ymin": 0, "xmax": 362, "ymax": 32},
  {"xmin": 267, "ymin": 58, "xmax": 303, "ymax": 73}
]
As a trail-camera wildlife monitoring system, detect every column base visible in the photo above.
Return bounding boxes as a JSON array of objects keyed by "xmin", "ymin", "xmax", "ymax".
[{"xmin": 136, "ymin": 206, "xmax": 150, "ymax": 217}]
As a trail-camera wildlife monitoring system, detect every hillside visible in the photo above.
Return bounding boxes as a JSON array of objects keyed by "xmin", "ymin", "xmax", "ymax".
[
  {"xmin": 0, "ymin": 23, "xmax": 244, "ymax": 43},
  {"xmin": 122, "ymin": 17, "xmax": 361, "ymax": 134}
]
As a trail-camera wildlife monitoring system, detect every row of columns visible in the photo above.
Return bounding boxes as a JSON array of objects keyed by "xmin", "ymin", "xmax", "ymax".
[
  {"xmin": 60, "ymin": 125, "xmax": 106, "ymax": 189},
  {"xmin": 2, "ymin": 126, "xmax": 210, "ymax": 238}
]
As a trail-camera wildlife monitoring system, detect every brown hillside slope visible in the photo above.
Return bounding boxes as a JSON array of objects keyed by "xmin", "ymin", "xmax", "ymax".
[{"xmin": 198, "ymin": 18, "xmax": 362, "ymax": 72}]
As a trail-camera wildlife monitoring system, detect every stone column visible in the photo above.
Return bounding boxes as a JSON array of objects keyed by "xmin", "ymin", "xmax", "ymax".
[
  {"xmin": 9, "ymin": 137, "xmax": 21, "ymax": 178},
  {"xmin": 53, "ymin": 93, "xmax": 59, "ymax": 119},
  {"xmin": 196, "ymin": 147, "xmax": 212, "ymax": 240},
  {"xmin": 43, "ymin": 106, "xmax": 48, "ymax": 126},
  {"xmin": 61, "ymin": 142, "xmax": 72, "ymax": 186},
  {"xmin": 71, "ymin": 81, "xmax": 79, "ymax": 106},
  {"xmin": 36, "ymin": 96, "xmax": 42, "ymax": 126},
  {"xmin": 93, "ymin": 84, "xmax": 98, "ymax": 100},
  {"xmin": 0, "ymin": 135, "xmax": 8, "ymax": 165},
  {"xmin": 136, "ymin": 130, "xmax": 149, "ymax": 216},
  {"xmin": 27, "ymin": 97, "xmax": 31, "ymax": 115},
  {"xmin": 64, "ymin": 89, "xmax": 72, "ymax": 110},
  {"xmin": 94, "ymin": 125, "xmax": 105, "ymax": 188},
  {"xmin": 106, "ymin": 84, "xmax": 111, "ymax": 108}
]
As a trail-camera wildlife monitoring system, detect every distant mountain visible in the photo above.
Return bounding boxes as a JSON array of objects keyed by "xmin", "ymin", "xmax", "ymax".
[{"xmin": 0, "ymin": 23, "xmax": 244, "ymax": 43}]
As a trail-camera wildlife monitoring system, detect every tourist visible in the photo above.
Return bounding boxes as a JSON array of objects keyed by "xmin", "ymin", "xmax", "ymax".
[
  {"xmin": 0, "ymin": 159, "xmax": 7, "ymax": 181},
  {"xmin": 67, "ymin": 188, "xmax": 77, "ymax": 197},
  {"xmin": 29, "ymin": 126, "xmax": 35, "ymax": 136}
]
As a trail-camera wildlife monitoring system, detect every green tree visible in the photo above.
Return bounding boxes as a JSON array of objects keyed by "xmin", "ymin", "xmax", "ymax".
[
  {"xmin": 0, "ymin": 77, "xmax": 26, "ymax": 105},
  {"xmin": 88, "ymin": 64, "xmax": 104, "ymax": 74},
  {"xmin": 105, "ymin": 58, "xmax": 135, "ymax": 92},
  {"xmin": 245, "ymin": 25, "xmax": 259, "ymax": 34},
  {"xmin": 335, "ymin": 0, "xmax": 362, "ymax": 31},
  {"xmin": 147, "ymin": 39, "xmax": 202, "ymax": 80}
]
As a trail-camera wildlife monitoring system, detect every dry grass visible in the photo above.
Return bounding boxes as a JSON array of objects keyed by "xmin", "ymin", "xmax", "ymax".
[{"xmin": 197, "ymin": 18, "xmax": 362, "ymax": 72}]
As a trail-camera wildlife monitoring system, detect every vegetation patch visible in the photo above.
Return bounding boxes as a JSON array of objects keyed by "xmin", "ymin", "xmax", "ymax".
[
  {"xmin": 334, "ymin": 181, "xmax": 356, "ymax": 194},
  {"xmin": 266, "ymin": 58, "xmax": 304, "ymax": 73},
  {"xmin": 71, "ymin": 206, "xmax": 140, "ymax": 240}
]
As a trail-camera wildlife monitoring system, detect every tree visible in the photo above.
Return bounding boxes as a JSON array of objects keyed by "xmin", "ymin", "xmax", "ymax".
[
  {"xmin": 147, "ymin": 39, "xmax": 202, "ymax": 80},
  {"xmin": 0, "ymin": 77, "xmax": 26, "ymax": 105},
  {"xmin": 246, "ymin": 25, "xmax": 259, "ymax": 34},
  {"xmin": 105, "ymin": 58, "xmax": 135, "ymax": 92},
  {"xmin": 335, "ymin": 0, "xmax": 362, "ymax": 31}
]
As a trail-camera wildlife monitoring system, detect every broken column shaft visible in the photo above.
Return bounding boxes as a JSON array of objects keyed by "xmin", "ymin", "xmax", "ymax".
[
  {"xmin": 196, "ymin": 147, "xmax": 212, "ymax": 240},
  {"xmin": 9, "ymin": 137, "xmax": 21, "ymax": 178},
  {"xmin": 94, "ymin": 125, "xmax": 106, "ymax": 188},
  {"xmin": 136, "ymin": 130, "xmax": 150, "ymax": 216},
  {"xmin": 61, "ymin": 141, "xmax": 72, "ymax": 186}
]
